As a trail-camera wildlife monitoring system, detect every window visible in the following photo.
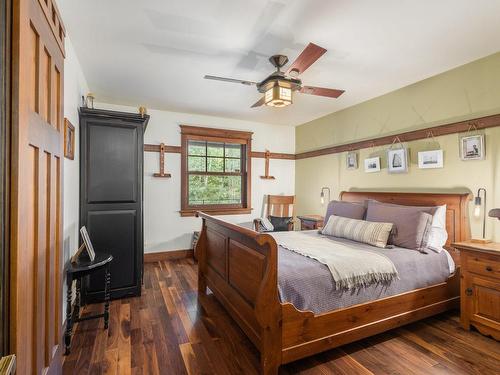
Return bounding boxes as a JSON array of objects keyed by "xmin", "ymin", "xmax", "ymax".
[{"xmin": 180, "ymin": 125, "xmax": 252, "ymax": 216}]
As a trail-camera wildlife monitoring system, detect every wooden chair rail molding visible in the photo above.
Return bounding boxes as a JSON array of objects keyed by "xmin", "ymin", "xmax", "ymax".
[
  {"xmin": 143, "ymin": 113, "xmax": 500, "ymax": 161},
  {"xmin": 295, "ymin": 113, "xmax": 500, "ymax": 160},
  {"xmin": 144, "ymin": 143, "xmax": 295, "ymax": 160}
]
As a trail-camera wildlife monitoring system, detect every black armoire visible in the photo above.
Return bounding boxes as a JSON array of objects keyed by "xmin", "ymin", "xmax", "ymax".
[{"xmin": 79, "ymin": 107, "xmax": 149, "ymax": 303}]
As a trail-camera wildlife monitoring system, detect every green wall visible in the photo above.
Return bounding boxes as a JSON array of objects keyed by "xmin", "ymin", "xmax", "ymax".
[{"xmin": 295, "ymin": 52, "xmax": 500, "ymax": 241}]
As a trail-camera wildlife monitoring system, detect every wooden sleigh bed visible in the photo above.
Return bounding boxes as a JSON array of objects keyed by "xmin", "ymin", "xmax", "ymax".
[{"xmin": 195, "ymin": 191, "xmax": 472, "ymax": 374}]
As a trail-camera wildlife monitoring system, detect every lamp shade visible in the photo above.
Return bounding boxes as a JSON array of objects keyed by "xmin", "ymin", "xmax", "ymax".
[
  {"xmin": 264, "ymin": 85, "xmax": 292, "ymax": 107},
  {"xmin": 489, "ymin": 209, "xmax": 500, "ymax": 220}
]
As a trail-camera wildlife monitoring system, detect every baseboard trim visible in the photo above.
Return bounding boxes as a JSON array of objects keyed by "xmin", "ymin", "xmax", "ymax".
[{"xmin": 144, "ymin": 249, "xmax": 194, "ymax": 263}]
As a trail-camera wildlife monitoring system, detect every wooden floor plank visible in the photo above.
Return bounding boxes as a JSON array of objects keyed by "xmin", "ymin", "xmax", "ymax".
[
  {"xmin": 179, "ymin": 343, "xmax": 203, "ymax": 375},
  {"xmin": 64, "ymin": 259, "xmax": 500, "ymax": 375},
  {"xmin": 117, "ymin": 303, "xmax": 132, "ymax": 375}
]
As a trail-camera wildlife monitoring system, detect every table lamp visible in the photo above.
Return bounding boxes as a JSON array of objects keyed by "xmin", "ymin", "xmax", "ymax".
[{"xmin": 471, "ymin": 188, "xmax": 491, "ymax": 244}]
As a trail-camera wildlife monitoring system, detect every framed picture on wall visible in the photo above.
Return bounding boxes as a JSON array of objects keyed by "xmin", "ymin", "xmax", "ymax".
[
  {"xmin": 364, "ymin": 157, "xmax": 381, "ymax": 173},
  {"xmin": 387, "ymin": 148, "xmax": 409, "ymax": 173},
  {"xmin": 346, "ymin": 151, "xmax": 358, "ymax": 170},
  {"xmin": 460, "ymin": 134, "xmax": 485, "ymax": 161},
  {"xmin": 64, "ymin": 118, "xmax": 75, "ymax": 160},
  {"xmin": 418, "ymin": 149, "xmax": 444, "ymax": 169}
]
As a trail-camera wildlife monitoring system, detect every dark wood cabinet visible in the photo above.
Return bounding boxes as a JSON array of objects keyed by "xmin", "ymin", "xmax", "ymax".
[{"xmin": 79, "ymin": 108, "xmax": 149, "ymax": 303}]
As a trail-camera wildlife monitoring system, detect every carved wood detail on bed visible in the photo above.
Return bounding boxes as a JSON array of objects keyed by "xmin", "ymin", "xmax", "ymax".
[
  {"xmin": 280, "ymin": 271, "xmax": 460, "ymax": 363},
  {"xmin": 196, "ymin": 191, "xmax": 471, "ymax": 375}
]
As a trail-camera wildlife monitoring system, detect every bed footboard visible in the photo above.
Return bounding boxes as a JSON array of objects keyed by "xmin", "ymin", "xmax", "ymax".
[{"xmin": 196, "ymin": 212, "xmax": 282, "ymax": 374}]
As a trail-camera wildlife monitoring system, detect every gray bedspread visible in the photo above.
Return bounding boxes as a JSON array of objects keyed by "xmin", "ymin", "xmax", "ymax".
[{"xmin": 278, "ymin": 231, "xmax": 454, "ymax": 314}]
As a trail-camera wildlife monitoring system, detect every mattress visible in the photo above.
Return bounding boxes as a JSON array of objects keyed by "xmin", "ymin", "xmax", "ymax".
[{"xmin": 277, "ymin": 230, "xmax": 455, "ymax": 314}]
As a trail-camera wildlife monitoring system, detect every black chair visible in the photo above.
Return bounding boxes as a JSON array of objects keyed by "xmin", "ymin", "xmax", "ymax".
[{"xmin": 64, "ymin": 252, "xmax": 113, "ymax": 355}]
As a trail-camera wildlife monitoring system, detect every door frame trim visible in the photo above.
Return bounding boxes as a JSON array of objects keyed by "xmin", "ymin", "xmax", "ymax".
[{"xmin": 0, "ymin": 0, "xmax": 11, "ymax": 357}]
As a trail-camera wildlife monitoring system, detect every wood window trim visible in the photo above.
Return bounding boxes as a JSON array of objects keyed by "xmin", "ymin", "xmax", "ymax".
[{"xmin": 180, "ymin": 125, "xmax": 253, "ymax": 217}]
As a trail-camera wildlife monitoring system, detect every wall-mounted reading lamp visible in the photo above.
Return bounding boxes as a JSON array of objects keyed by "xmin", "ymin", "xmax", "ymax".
[
  {"xmin": 320, "ymin": 187, "xmax": 331, "ymax": 206},
  {"xmin": 489, "ymin": 208, "xmax": 500, "ymax": 221}
]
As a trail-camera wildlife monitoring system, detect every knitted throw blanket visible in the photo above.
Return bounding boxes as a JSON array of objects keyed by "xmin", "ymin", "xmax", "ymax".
[{"xmin": 270, "ymin": 231, "xmax": 399, "ymax": 290}]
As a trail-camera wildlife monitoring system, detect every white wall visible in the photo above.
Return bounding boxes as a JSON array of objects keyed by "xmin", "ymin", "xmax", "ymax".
[
  {"xmin": 63, "ymin": 37, "xmax": 88, "ymax": 262},
  {"xmin": 62, "ymin": 36, "xmax": 89, "ymax": 315},
  {"xmin": 95, "ymin": 103, "xmax": 295, "ymax": 253}
]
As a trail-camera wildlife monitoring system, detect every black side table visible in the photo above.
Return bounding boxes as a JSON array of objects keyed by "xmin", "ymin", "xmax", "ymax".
[{"xmin": 65, "ymin": 252, "xmax": 113, "ymax": 355}]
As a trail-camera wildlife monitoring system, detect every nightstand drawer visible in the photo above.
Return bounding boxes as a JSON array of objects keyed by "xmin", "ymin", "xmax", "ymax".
[
  {"xmin": 301, "ymin": 220, "xmax": 318, "ymax": 230},
  {"xmin": 466, "ymin": 255, "xmax": 500, "ymax": 279},
  {"xmin": 297, "ymin": 215, "xmax": 324, "ymax": 231}
]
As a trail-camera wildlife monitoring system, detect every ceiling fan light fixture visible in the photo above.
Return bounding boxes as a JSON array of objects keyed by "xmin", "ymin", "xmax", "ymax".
[{"xmin": 264, "ymin": 85, "xmax": 292, "ymax": 107}]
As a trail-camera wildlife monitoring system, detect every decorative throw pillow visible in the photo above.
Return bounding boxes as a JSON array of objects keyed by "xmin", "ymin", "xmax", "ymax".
[
  {"xmin": 269, "ymin": 216, "xmax": 293, "ymax": 231},
  {"xmin": 321, "ymin": 215, "xmax": 394, "ymax": 248},
  {"xmin": 365, "ymin": 200, "xmax": 435, "ymax": 252},
  {"xmin": 258, "ymin": 217, "xmax": 274, "ymax": 232},
  {"xmin": 324, "ymin": 200, "xmax": 367, "ymax": 224}
]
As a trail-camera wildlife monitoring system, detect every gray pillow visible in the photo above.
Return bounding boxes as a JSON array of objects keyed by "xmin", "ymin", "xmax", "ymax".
[
  {"xmin": 325, "ymin": 200, "xmax": 366, "ymax": 224},
  {"xmin": 365, "ymin": 200, "xmax": 436, "ymax": 252}
]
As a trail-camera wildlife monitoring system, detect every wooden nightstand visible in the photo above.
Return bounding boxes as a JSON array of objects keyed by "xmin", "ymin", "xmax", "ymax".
[
  {"xmin": 297, "ymin": 215, "xmax": 324, "ymax": 230},
  {"xmin": 453, "ymin": 241, "xmax": 500, "ymax": 340}
]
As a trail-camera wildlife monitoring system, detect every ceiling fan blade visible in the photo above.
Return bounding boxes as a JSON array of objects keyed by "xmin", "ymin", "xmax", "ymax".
[
  {"xmin": 286, "ymin": 43, "xmax": 327, "ymax": 77},
  {"xmin": 251, "ymin": 97, "xmax": 265, "ymax": 108},
  {"xmin": 204, "ymin": 75, "xmax": 257, "ymax": 86},
  {"xmin": 299, "ymin": 86, "xmax": 345, "ymax": 98}
]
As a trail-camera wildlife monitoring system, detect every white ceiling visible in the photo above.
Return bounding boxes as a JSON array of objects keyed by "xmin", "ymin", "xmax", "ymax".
[{"xmin": 58, "ymin": 0, "xmax": 500, "ymax": 126}]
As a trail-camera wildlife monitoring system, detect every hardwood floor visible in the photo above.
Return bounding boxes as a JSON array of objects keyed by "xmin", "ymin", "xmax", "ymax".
[{"xmin": 63, "ymin": 259, "xmax": 500, "ymax": 374}]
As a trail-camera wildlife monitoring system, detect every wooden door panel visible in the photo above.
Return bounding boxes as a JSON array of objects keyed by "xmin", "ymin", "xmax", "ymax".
[
  {"xmin": 11, "ymin": 0, "xmax": 65, "ymax": 373},
  {"xmin": 471, "ymin": 276, "xmax": 500, "ymax": 330},
  {"xmin": 86, "ymin": 210, "xmax": 137, "ymax": 292},
  {"xmin": 87, "ymin": 123, "xmax": 139, "ymax": 203}
]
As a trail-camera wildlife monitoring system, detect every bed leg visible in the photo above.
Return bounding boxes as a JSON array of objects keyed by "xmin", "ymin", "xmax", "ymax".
[
  {"xmin": 261, "ymin": 359, "xmax": 280, "ymax": 375},
  {"xmin": 260, "ymin": 326, "xmax": 281, "ymax": 375}
]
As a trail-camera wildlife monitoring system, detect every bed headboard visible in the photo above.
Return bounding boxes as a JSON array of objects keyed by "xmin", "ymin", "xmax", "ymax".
[{"xmin": 339, "ymin": 191, "xmax": 472, "ymax": 249}]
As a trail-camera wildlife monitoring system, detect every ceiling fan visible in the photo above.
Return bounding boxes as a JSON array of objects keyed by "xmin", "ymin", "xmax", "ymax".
[{"xmin": 204, "ymin": 42, "xmax": 345, "ymax": 108}]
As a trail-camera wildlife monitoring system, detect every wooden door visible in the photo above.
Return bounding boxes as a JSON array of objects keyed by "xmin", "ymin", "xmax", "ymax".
[
  {"xmin": 1, "ymin": 0, "xmax": 11, "ymax": 359},
  {"xmin": 10, "ymin": 0, "xmax": 65, "ymax": 373}
]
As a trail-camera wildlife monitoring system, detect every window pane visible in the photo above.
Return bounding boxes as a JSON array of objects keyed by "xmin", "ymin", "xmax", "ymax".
[
  {"xmin": 188, "ymin": 175, "xmax": 242, "ymax": 205},
  {"xmin": 207, "ymin": 157, "xmax": 224, "ymax": 172},
  {"xmin": 188, "ymin": 140, "xmax": 206, "ymax": 156},
  {"xmin": 188, "ymin": 156, "xmax": 206, "ymax": 172},
  {"xmin": 207, "ymin": 142, "xmax": 224, "ymax": 157},
  {"xmin": 225, "ymin": 158, "xmax": 241, "ymax": 172},
  {"xmin": 225, "ymin": 143, "xmax": 241, "ymax": 158}
]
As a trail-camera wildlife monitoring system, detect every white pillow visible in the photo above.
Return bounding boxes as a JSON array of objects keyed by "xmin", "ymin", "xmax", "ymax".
[{"xmin": 427, "ymin": 205, "xmax": 448, "ymax": 252}]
